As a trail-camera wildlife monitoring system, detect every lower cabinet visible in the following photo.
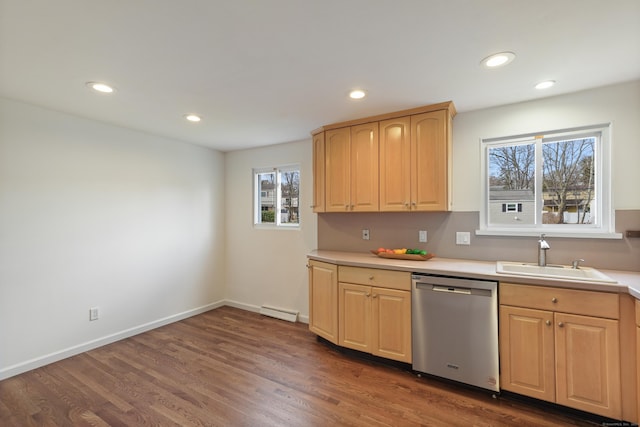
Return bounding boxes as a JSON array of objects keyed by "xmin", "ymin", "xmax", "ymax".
[
  {"xmin": 500, "ymin": 283, "xmax": 622, "ymax": 419},
  {"xmin": 636, "ymin": 299, "xmax": 640, "ymax": 420},
  {"xmin": 339, "ymin": 282, "xmax": 412, "ymax": 363},
  {"xmin": 308, "ymin": 260, "xmax": 338, "ymax": 344},
  {"xmin": 338, "ymin": 266, "xmax": 412, "ymax": 363}
]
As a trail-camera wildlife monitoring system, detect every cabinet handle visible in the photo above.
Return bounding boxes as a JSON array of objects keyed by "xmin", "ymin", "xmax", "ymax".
[
  {"xmin": 551, "ymin": 297, "xmax": 558, "ymax": 303},
  {"xmin": 366, "ymin": 293, "xmax": 371, "ymax": 297},
  {"xmin": 369, "ymin": 276, "xmax": 374, "ymax": 280},
  {"xmin": 545, "ymin": 320, "xmax": 551, "ymax": 326},
  {"xmin": 372, "ymin": 294, "xmax": 378, "ymax": 298},
  {"xmin": 558, "ymin": 322, "xmax": 564, "ymax": 328}
]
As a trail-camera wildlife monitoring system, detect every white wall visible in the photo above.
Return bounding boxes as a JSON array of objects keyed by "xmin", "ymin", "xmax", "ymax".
[
  {"xmin": 452, "ymin": 80, "xmax": 640, "ymax": 211},
  {"xmin": 0, "ymin": 98, "xmax": 226, "ymax": 379},
  {"xmin": 224, "ymin": 140, "xmax": 317, "ymax": 320}
]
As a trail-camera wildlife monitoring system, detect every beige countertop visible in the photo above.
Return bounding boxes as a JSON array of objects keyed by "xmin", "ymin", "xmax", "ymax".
[{"xmin": 308, "ymin": 250, "xmax": 640, "ymax": 299}]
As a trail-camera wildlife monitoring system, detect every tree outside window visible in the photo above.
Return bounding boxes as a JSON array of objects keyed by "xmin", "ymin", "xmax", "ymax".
[
  {"xmin": 481, "ymin": 124, "xmax": 613, "ymax": 236},
  {"xmin": 254, "ymin": 166, "xmax": 300, "ymax": 227}
]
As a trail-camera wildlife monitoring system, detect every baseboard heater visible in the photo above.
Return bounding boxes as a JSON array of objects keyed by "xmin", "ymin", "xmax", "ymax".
[{"xmin": 259, "ymin": 305, "xmax": 298, "ymax": 323}]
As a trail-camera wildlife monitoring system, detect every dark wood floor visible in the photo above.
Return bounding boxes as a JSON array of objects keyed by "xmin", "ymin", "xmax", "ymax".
[{"xmin": 0, "ymin": 306, "xmax": 609, "ymax": 426}]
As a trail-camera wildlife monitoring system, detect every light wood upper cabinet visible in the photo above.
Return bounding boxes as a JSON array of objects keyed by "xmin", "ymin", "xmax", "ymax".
[
  {"xmin": 311, "ymin": 132, "xmax": 325, "ymax": 213},
  {"xmin": 379, "ymin": 116, "xmax": 411, "ymax": 211},
  {"xmin": 325, "ymin": 124, "xmax": 379, "ymax": 212},
  {"xmin": 325, "ymin": 127, "xmax": 351, "ymax": 212},
  {"xmin": 313, "ymin": 101, "xmax": 455, "ymax": 213},
  {"xmin": 499, "ymin": 283, "xmax": 622, "ymax": 419},
  {"xmin": 350, "ymin": 123, "xmax": 379, "ymax": 212},
  {"xmin": 379, "ymin": 110, "xmax": 451, "ymax": 211},
  {"xmin": 411, "ymin": 110, "xmax": 451, "ymax": 211},
  {"xmin": 308, "ymin": 260, "xmax": 338, "ymax": 344}
]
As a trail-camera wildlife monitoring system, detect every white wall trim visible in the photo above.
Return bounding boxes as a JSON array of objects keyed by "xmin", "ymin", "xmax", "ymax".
[
  {"xmin": 0, "ymin": 299, "xmax": 310, "ymax": 381},
  {"xmin": 0, "ymin": 300, "xmax": 225, "ymax": 381}
]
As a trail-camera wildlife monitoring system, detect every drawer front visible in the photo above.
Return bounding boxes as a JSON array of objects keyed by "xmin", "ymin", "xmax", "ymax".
[
  {"xmin": 500, "ymin": 283, "xmax": 619, "ymax": 319},
  {"xmin": 339, "ymin": 266, "xmax": 410, "ymax": 291}
]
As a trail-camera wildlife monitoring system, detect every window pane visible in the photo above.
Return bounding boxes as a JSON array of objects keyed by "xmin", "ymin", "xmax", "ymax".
[
  {"xmin": 542, "ymin": 138, "xmax": 595, "ymax": 224},
  {"xmin": 258, "ymin": 172, "xmax": 276, "ymax": 223},
  {"xmin": 280, "ymin": 170, "xmax": 300, "ymax": 224},
  {"xmin": 488, "ymin": 143, "xmax": 535, "ymax": 225}
]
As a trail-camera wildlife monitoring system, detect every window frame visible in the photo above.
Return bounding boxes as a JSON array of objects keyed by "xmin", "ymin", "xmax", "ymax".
[
  {"xmin": 477, "ymin": 123, "xmax": 621, "ymax": 239},
  {"xmin": 253, "ymin": 164, "xmax": 300, "ymax": 229}
]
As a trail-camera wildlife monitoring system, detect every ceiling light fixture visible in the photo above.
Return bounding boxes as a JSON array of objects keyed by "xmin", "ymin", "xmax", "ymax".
[
  {"xmin": 349, "ymin": 89, "xmax": 367, "ymax": 100},
  {"xmin": 86, "ymin": 81, "xmax": 115, "ymax": 93},
  {"xmin": 535, "ymin": 80, "xmax": 556, "ymax": 90},
  {"xmin": 481, "ymin": 52, "xmax": 516, "ymax": 68},
  {"xmin": 184, "ymin": 114, "xmax": 202, "ymax": 123}
]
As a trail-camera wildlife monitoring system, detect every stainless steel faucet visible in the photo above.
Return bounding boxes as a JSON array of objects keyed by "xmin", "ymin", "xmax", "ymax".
[{"xmin": 538, "ymin": 234, "xmax": 550, "ymax": 266}]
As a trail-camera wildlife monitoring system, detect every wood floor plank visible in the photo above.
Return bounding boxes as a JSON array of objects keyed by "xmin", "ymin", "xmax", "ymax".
[{"xmin": 0, "ymin": 306, "xmax": 608, "ymax": 426}]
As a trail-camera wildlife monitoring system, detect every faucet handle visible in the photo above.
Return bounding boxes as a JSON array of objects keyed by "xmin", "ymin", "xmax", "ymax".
[{"xmin": 571, "ymin": 259, "xmax": 585, "ymax": 269}]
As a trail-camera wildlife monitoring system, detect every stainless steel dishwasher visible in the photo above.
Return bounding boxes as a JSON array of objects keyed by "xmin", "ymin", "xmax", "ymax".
[{"xmin": 411, "ymin": 273, "xmax": 499, "ymax": 392}]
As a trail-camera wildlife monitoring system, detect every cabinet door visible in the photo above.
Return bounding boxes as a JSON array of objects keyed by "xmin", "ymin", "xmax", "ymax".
[
  {"xmin": 308, "ymin": 261, "xmax": 338, "ymax": 344},
  {"xmin": 379, "ymin": 117, "xmax": 411, "ymax": 212},
  {"xmin": 350, "ymin": 123, "xmax": 379, "ymax": 212},
  {"xmin": 371, "ymin": 287, "xmax": 411, "ymax": 363},
  {"xmin": 339, "ymin": 282, "xmax": 371, "ymax": 353},
  {"xmin": 499, "ymin": 305, "xmax": 555, "ymax": 402},
  {"xmin": 410, "ymin": 110, "xmax": 450, "ymax": 211},
  {"xmin": 325, "ymin": 127, "xmax": 351, "ymax": 212},
  {"xmin": 312, "ymin": 132, "xmax": 325, "ymax": 213},
  {"xmin": 555, "ymin": 312, "xmax": 621, "ymax": 419}
]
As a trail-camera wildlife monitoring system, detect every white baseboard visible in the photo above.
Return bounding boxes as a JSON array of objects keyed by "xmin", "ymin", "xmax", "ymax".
[
  {"xmin": 0, "ymin": 299, "xmax": 308, "ymax": 381},
  {"xmin": 0, "ymin": 300, "xmax": 225, "ymax": 381}
]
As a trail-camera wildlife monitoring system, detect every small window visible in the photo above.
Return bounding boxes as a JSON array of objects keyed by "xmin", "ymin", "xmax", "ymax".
[
  {"xmin": 254, "ymin": 165, "xmax": 300, "ymax": 227},
  {"xmin": 479, "ymin": 124, "xmax": 618, "ymax": 237}
]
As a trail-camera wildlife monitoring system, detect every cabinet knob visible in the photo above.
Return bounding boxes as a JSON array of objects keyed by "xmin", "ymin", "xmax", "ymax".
[
  {"xmin": 558, "ymin": 322, "xmax": 564, "ymax": 328},
  {"xmin": 366, "ymin": 293, "xmax": 371, "ymax": 297},
  {"xmin": 372, "ymin": 294, "xmax": 378, "ymax": 298},
  {"xmin": 306, "ymin": 264, "xmax": 311, "ymax": 269},
  {"xmin": 545, "ymin": 320, "xmax": 551, "ymax": 326},
  {"xmin": 551, "ymin": 297, "xmax": 558, "ymax": 303},
  {"xmin": 369, "ymin": 275, "xmax": 374, "ymax": 280}
]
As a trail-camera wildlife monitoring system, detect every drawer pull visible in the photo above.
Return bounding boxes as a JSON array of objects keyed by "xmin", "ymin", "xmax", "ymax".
[
  {"xmin": 369, "ymin": 276, "xmax": 374, "ymax": 280},
  {"xmin": 558, "ymin": 322, "xmax": 564, "ymax": 328},
  {"xmin": 551, "ymin": 297, "xmax": 558, "ymax": 303},
  {"xmin": 372, "ymin": 294, "xmax": 378, "ymax": 298}
]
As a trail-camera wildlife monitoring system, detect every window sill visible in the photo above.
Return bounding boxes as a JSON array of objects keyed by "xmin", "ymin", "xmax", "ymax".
[{"xmin": 475, "ymin": 229, "xmax": 623, "ymax": 239}]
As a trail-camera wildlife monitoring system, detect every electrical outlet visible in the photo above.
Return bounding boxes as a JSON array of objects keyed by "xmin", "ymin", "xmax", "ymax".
[
  {"xmin": 456, "ymin": 232, "xmax": 471, "ymax": 245},
  {"xmin": 89, "ymin": 307, "xmax": 99, "ymax": 321},
  {"xmin": 362, "ymin": 229, "xmax": 370, "ymax": 240},
  {"xmin": 419, "ymin": 230, "xmax": 427, "ymax": 243}
]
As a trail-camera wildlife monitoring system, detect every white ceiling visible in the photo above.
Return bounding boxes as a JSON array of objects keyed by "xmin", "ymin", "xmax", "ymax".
[{"xmin": 1, "ymin": 0, "xmax": 639, "ymax": 152}]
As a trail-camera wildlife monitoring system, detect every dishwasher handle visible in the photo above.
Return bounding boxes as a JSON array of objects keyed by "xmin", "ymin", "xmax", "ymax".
[{"xmin": 431, "ymin": 285, "xmax": 471, "ymax": 295}]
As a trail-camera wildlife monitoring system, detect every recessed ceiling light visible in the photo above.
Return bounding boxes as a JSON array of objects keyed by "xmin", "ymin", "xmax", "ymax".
[
  {"xmin": 535, "ymin": 80, "xmax": 556, "ymax": 90},
  {"xmin": 86, "ymin": 81, "xmax": 115, "ymax": 93},
  {"xmin": 349, "ymin": 89, "xmax": 367, "ymax": 100},
  {"xmin": 184, "ymin": 114, "xmax": 201, "ymax": 123},
  {"xmin": 481, "ymin": 52, "xmax": 516, "ymax": 68}
]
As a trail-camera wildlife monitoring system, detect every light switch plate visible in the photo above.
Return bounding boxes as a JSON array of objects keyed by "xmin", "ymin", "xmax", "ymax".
[
  {"xmin": 362, "ymin": 229, "xmax": 370, "ymax": 240},
  {"xmin": 456, "ymin": 232, "xmax": 471, "ymax": 245},
  {"xmin": 419, "ymin": 230, "xmax": 427, "ymax": 243}
]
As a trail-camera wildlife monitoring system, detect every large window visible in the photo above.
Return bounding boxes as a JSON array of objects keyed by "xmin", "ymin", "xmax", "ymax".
[
  {"xmin": 254, "ymin": 165, "xmax": 300, "ymax": 227},
  {"xmin": 479, "ymin": 124, "xmax": 617, "ymax": 237}
]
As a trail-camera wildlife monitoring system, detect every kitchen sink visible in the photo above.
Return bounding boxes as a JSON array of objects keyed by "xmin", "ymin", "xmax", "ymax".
[{"xmin": 496, "ymin": 261, "xmax": 617, "ymax": 283}]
